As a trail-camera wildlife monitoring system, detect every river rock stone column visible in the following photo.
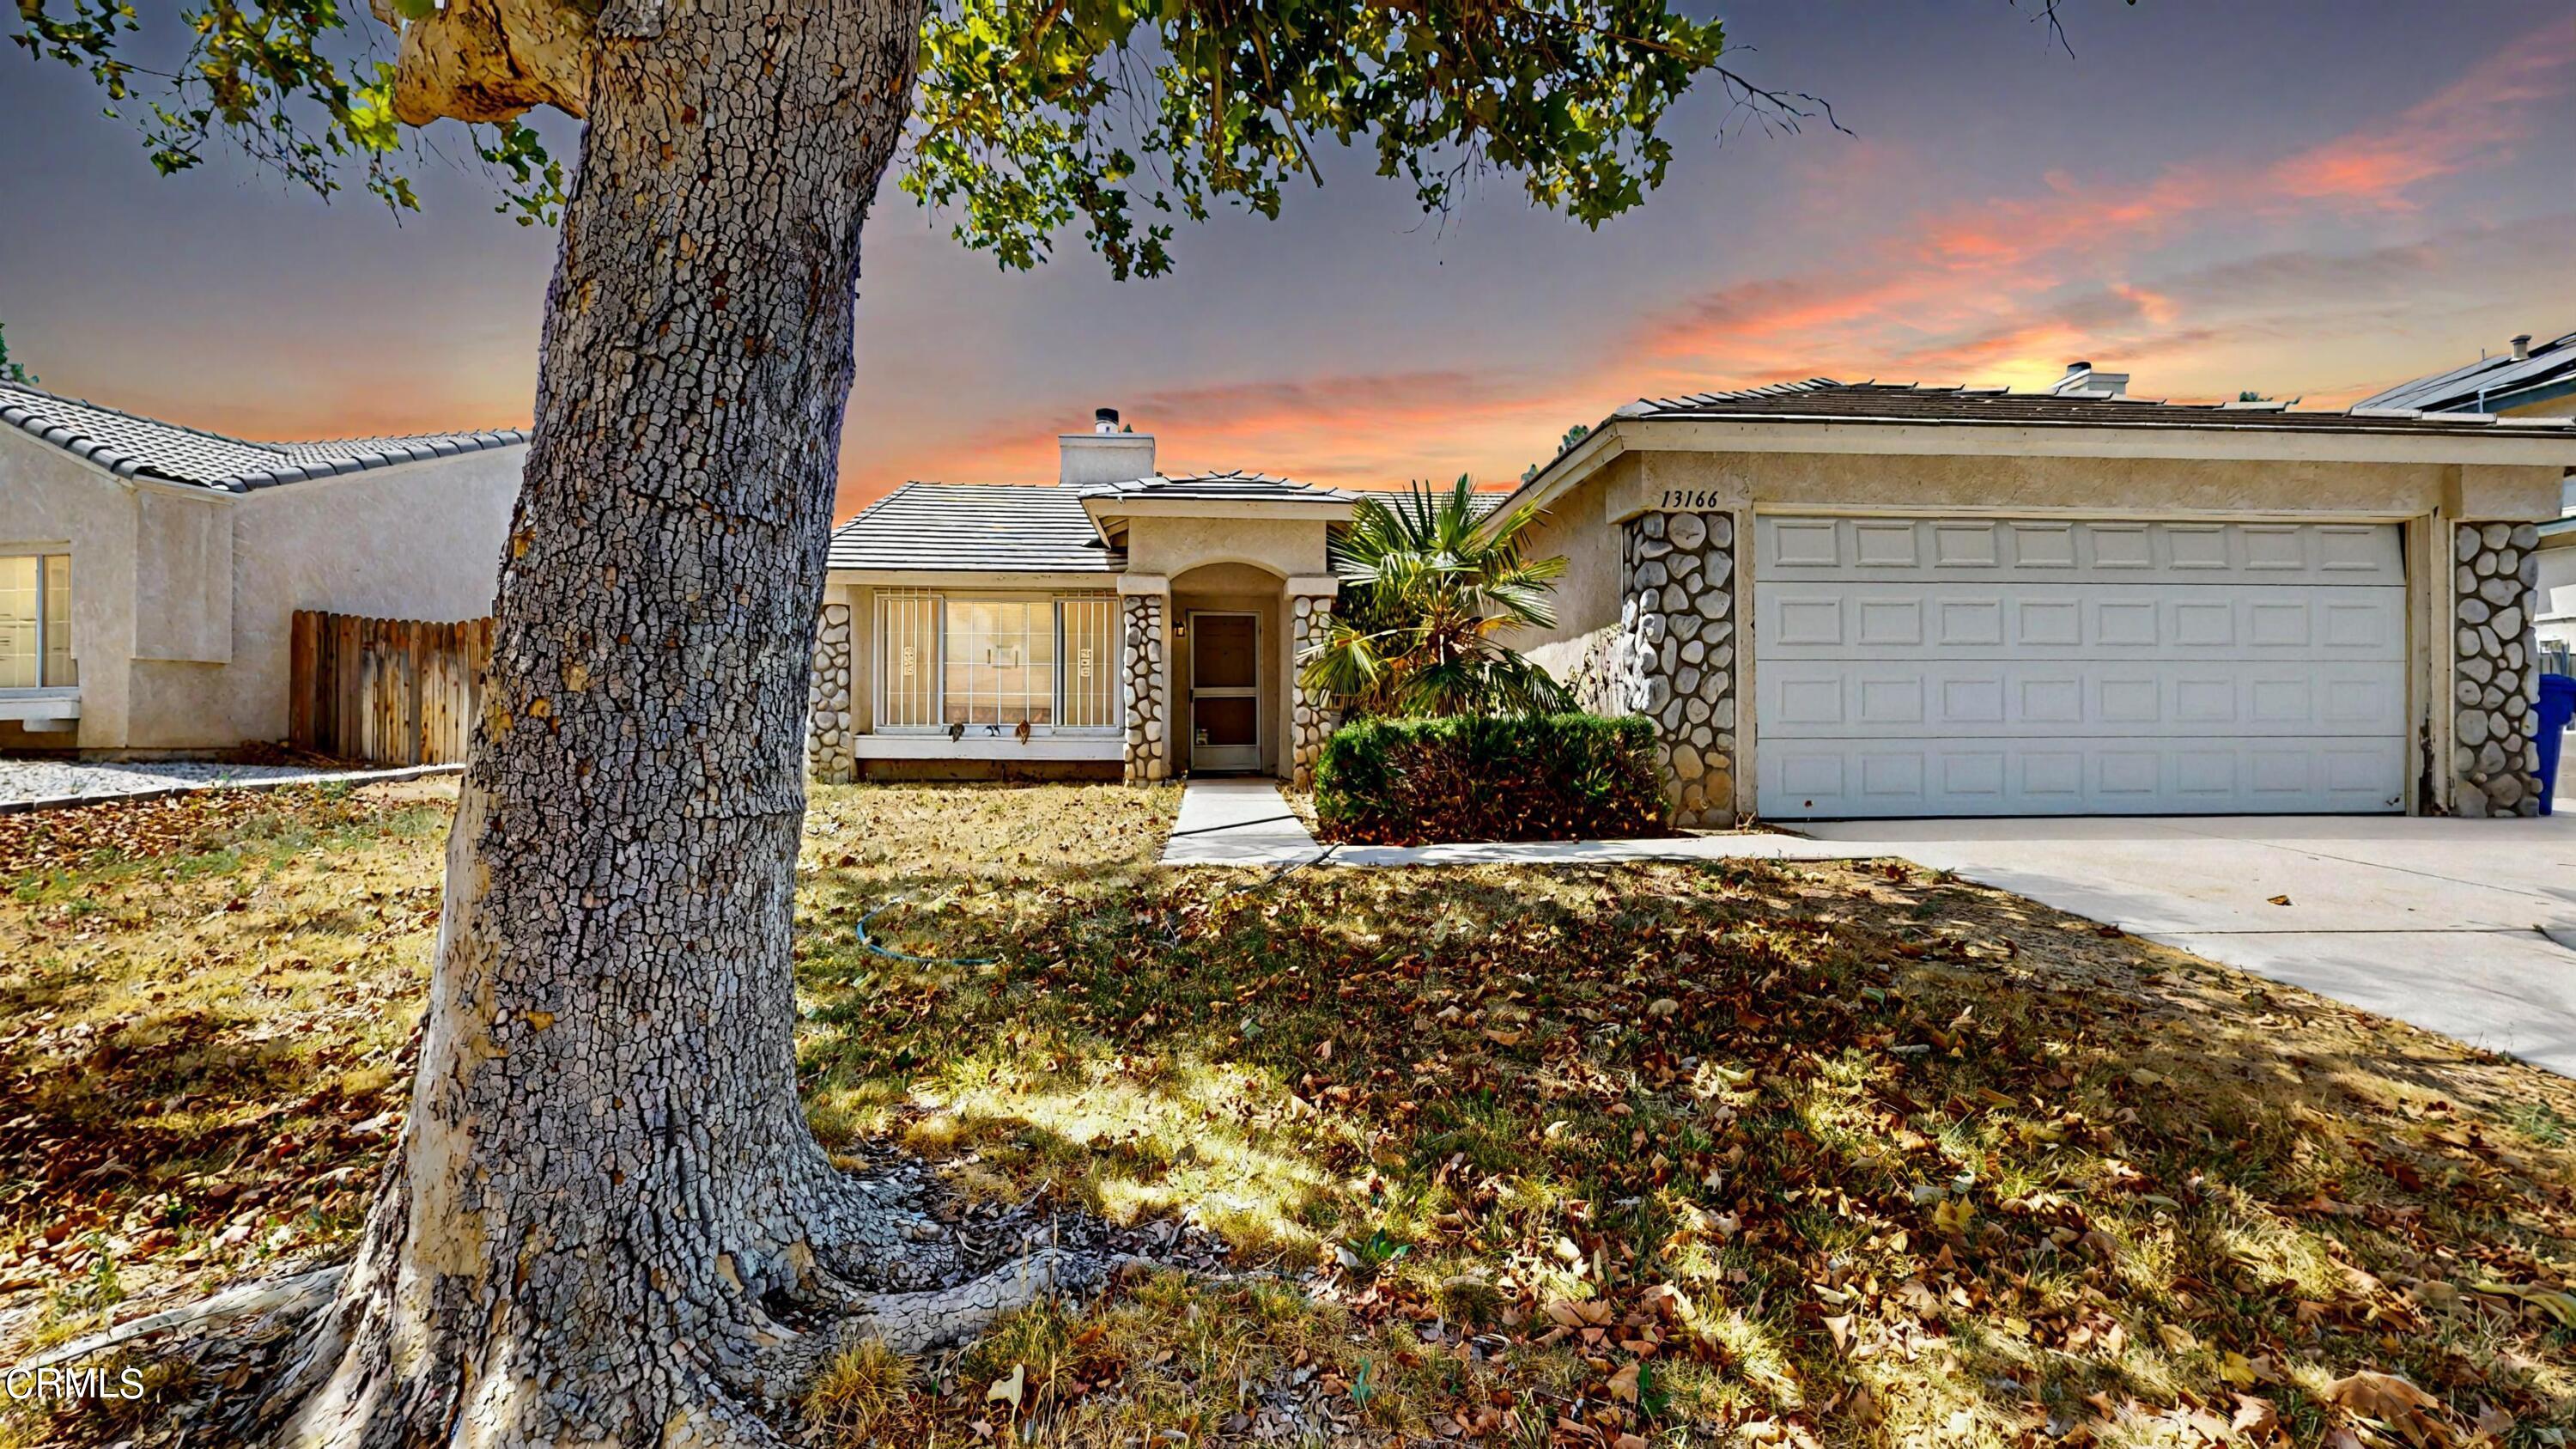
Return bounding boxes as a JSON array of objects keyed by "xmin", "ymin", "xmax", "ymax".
[
  {"xmin": 2452, "ymin": 521, "xmax": 2542, "ymax": 818},
  {"xmin": 1289, "ymin": 591, "xmax": 1336, "ymax": 790},
  {"xmin": 1123, "ymin": 592, "xmax": 1170, "ymax": 784},
  {"xmin": 805, "ymin": 601, "xmax": 855, "ymax": 783},
  {"xmin": 1616, "ymin": 511, "xmax": 1736, "ymax": 826}
]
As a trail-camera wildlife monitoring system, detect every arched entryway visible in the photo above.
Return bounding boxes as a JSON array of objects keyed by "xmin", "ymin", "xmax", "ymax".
[{"xmin": 1169, "ymin": 561, "xmax": 1290, "ymax": 776}]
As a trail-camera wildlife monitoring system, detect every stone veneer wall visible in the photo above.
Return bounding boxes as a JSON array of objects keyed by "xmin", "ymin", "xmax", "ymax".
[
  {"xmin": 1289, "ymin": 594, "xmax": 1335, "ymax": 789},
  {"xmin": 1613, "ymin": 511, "xmax": 1736, "ymax": 826},
  {"xmin": 806, "ymin": 601, "xmax": 855, "ymax": 783},
  {"xmin": 2451, "ymin": 521, "xmax": 2542, "ymax": 818},
  {"xmin": 1123, "ymin": 593, "xmax": 1170, "ymax": 784}
]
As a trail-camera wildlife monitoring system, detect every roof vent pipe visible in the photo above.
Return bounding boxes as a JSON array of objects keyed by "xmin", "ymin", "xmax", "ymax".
[
  {"xmin": 1094, "ymin": 407, "xmax": 1121, "ymax": 434},
  {"xmin": 2512, "ymin": 334, "xmax": 2533, "ymax": 362}
]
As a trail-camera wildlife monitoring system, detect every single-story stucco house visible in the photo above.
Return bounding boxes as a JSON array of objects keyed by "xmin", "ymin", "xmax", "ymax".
[
  {"xmin": 2355, "ymin": 328, "xmax": 2576, "ymax": 679},
  {"xmin": 814, "ymin": 369, "xmax": 2576, "ymax": 821},
  {"xmin": 2354, "ymin": 328, "xmax": 2576, "ymax": 421},
  {"xmin": 0, "ymin": 381, "xmax": 526, "ymax": 753},
  {"xmin": 810, "ymin": 411, "xmax": 1492, "ymax": 788}
]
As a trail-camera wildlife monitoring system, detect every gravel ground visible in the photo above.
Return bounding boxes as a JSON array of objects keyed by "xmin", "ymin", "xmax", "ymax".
[{"xmin": 0, "ymin": 758, "xmax": 377, "ymax": 805}]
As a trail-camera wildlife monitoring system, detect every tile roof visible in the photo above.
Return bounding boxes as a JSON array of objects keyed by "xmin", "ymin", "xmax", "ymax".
[
  {"xmin": 1076, "ymin": 470, "xmax": 1365, "ymax": 504},
  {"xmin": 2354, "ymin": 331, "xmax": 2576, "ymax": 415},
  {"xmin": 828, "ymin": 479, "xmax": 1510, "ymax": 574},
  {"xmin": 0, "ymin": 381, "xmax": 527, "ymax": 492},
  {"xmin": 828, "ymin": 483, "xmax": 1125, "ymax": 573},
  {"xmin": 1351, "ymin": 485, "xmax": 1510, "ymax": 519},
  {"xmin": 1613, "ymin": 378, "xmax": 2576, "ymax": 435}
]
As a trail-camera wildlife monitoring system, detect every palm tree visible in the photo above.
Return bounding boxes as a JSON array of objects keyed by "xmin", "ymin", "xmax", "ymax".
[{"xmin": 1300, "ymin": 475, "xmax": 1572, "ymax": 716}]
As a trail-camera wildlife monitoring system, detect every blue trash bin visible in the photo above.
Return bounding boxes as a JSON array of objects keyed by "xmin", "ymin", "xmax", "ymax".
[{"xmin": 2538, "ymin": 674, "xmax": 2576, "ymax": 815}]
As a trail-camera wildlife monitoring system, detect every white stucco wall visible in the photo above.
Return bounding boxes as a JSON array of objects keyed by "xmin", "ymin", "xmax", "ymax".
[
  {"xmin": 0, "ymin": 429, "xmax": 142, "ymax": 750},
  {"xmin": 207, "ymin": 447, "xmax": 524, "ymax": 747},
  {"xmin": 0, "ymin": 426, "xmax": 524, "ymax": 752},
  {"xmin": 1121, "ymin": 515, "xmax": 1330, "ymax": 579}
]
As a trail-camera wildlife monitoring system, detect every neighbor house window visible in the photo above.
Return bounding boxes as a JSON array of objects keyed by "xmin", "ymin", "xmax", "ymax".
[
  {"xmin": 0, "ymin": 553, "xmax": 73, "ymax": 691},
  {"xmin": 872, "ymin": 591, "xmax": 1116, "ymax": 732}
]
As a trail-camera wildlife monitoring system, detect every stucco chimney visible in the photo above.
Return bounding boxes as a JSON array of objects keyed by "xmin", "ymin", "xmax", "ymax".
[
  {"xmin": 1059, "ymin": 409, "xmax": 1156, "ymax": 485},
  {"xmin": 2512, "ymin": 333, "xmax": 2533, "ymax": 362},
  {"xmin": 2050, "ymin": 361, "xmax": 2129, "ymax": 398}
]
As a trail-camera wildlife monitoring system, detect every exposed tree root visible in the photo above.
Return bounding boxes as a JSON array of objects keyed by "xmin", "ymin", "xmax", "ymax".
[{"xmin": 4, "ymin": 1265, "xmax": 345, "ymax": 1373}]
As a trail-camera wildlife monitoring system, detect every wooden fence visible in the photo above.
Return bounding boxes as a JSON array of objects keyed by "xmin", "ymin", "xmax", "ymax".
[{"xmin": 289, "ymin": 610, "xmax": 494, "ymax": 765}]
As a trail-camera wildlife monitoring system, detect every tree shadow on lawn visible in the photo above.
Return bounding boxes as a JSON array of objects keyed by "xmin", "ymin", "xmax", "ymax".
[
  {"xmin": 6, "ymin": 779, "xmax": 2568, "ymax": 1444},
  {"xmin": 792, "ymin": 844, "xmax": 2576, "ymax": 1444},
  {"xmin": 0, "ymin": 1006, "xmax": 394, "ymax": 1352}
]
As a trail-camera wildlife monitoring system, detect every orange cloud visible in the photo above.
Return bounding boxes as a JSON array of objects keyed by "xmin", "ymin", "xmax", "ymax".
[
  {"xmin": 1918, "ymin": 167, "xmax": 2224, "ymax": 272},
  {"xmin": 839, "ymin": 21, "xmax": 2572, "ymax": 521},
  {"xmin": 835, "ymin": 368, "xmax": 1583, "ymax": 516},
  {"xmin": 2269, "ymin": 20, "xmax": 2576, "ymax": 206},
  {"xmin": 1631, "ymin": 20, "xmax": 2571, "ymax": 400}
]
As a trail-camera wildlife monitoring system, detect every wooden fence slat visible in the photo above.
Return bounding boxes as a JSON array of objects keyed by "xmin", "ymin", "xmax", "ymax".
[{"xmin": 286, "ymin": 608, "xmax": 493, "ymax": 766}]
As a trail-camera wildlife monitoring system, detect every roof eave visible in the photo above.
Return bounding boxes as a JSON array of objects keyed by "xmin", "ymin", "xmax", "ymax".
[
  {"xmin": 1078, "ymin": 495, "xmax": 1360, "ymax": 524},
  {"xmin": 827, "ymin": 565, "xmax": 1126, "ymax": 584},
  {"xmin": 1490, "ymin": 413, "xmax": 1631, "ymax": 523},
  {"xmin": 1604, "ymin": 412, "xmax": 2576, "ymax": 467}
]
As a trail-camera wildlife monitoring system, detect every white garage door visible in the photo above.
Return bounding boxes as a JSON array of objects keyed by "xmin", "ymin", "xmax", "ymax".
[{"xmin": 1753, "ymin": 517, "xmax": 2408, "ymax": 819}]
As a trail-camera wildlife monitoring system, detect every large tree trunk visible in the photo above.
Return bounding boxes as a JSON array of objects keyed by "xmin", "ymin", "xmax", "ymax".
[{"xmin": 262, "ymin": 5, "xmax": 1079, "ymax": 1444}]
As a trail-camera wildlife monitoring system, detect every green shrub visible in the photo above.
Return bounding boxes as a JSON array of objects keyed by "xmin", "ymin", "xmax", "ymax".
[{"xmin": 1313, "ymin": 713, "xmax": 1665, "ymax": 845}]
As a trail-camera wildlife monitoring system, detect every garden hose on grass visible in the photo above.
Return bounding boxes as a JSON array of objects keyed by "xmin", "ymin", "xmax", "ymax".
[{"xmin": 854, "ymin": 891, "xmax": 998, "ymax": 967}]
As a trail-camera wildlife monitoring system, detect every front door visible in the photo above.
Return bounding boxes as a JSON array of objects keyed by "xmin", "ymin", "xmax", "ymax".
[{"xmin": 1188, "ymin": 612, "xmax": 1262, "ymax": 774}]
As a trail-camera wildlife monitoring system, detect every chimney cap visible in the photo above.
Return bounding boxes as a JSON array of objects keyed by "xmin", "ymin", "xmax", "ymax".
[
  {"xmin": 1094, "ymin": 406, "xmax": 1121, "ymax": 433},
  {"xmin": 2512, "ymin": 333, "xmax": 2533, "ymax": 361},
  {"xmin": 2063, "ymin": 360, "xmax": 2091, "ymax": 374}
]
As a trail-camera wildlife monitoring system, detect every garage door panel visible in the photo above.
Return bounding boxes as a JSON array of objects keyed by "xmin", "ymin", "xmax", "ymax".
[
  {"xmin": 1758, "ymin": 738, "xmax": 2407, "ymax": 817},
  {"xmin": 1756, "ymin": 661, "xmax": 2404, "ymax": 738},
  {"xmin": 1757, "ymin": 583, "xmax": 2403, "ymax": 660},
  {"xmin": 1757, "ymin": 516, "xmax": 2404, "ymax": 582},
  {"xmin": 1753, "ymin": 516, "xmax": 2408, "ymax": 819}
]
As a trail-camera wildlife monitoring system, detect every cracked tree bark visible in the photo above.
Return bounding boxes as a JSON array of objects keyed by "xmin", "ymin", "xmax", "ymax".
[{"xmin": 254, "ymin": 3, "xmax": 1091, "ymax": 1444}]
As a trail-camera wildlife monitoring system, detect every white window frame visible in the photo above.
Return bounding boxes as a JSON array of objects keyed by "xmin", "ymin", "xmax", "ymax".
[
  {"xmin": 0, "ymin": 551, "xmax": 76, "ymax": 696},
  {"xmin": 872, "ymin": 590, "xmax": 1120, "ymax": 735}
]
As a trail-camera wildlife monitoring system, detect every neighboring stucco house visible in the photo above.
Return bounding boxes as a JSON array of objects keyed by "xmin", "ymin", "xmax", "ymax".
[
  {"xmin": 2354, "ymin": 329, "xmax": 2576, "ymax": 420},
  {"xmin": 0, "ymin": 381, "xmax": 526, "ymax": 753},
  {"xmin": 813, "ymin": 372, "xmax": 2576, "ymax": 821},
  {"xmin": 2537, "ymin": 518, "xmax": 2576, "ymax": 680},
  {"xmin": 2358, "ymin": 330, "xmax": 2576, "ymax": 681}
]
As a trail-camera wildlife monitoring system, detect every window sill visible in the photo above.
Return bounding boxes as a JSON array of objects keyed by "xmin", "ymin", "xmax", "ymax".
[
  {"xmin": 854, "ymin": 733, "xmax": 1121, "ymax": 762},
  {"xmin": 0, "ymin": 690, "xmax": 81, "ymax": 731}
]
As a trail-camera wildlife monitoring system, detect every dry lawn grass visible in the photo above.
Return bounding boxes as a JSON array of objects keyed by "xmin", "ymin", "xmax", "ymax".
[{"xmin": 4, "ymin": 781, "xmax": 2575, "ymax": 1449}]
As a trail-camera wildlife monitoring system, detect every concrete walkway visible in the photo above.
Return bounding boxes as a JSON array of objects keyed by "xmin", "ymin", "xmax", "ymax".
[
  {"xmin": 1160, "ymin": 779, "xmax": 1880, "ymax": 868},
  {"xmin": 1161, "ymin": 779, "xmax": 1327, "ymax": 864},
  {"xmin": 1802, "ymin": 814, "xmax": 2576, "ymax": 1076}
]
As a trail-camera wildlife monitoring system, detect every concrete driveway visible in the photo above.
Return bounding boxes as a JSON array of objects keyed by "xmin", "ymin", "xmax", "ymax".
[{"xmin": 1800, "ymin": 813, "xmax": 2576, "ymax": 1076}]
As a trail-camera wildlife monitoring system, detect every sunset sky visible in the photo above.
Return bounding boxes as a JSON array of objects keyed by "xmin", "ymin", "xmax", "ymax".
[{"xmin": 2, "ymin": 2, "xmax": 2570, "ymax": 520}]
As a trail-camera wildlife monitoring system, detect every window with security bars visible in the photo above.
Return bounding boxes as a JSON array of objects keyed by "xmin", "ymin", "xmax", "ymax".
[
  {"xmin": 872, "ymin": 592, "xmax": 1117, "ymax": 732},
  {"xmin": 0, "ymin": 554, "xmax": 74, "ymax": 691},
  {"xmin": 876, "ymin": 591, "xmax": 940, "ymax": 728},
  {"xmin": 1057, "ymin": 595, "xmax": 1116, "ymax": 728}
]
